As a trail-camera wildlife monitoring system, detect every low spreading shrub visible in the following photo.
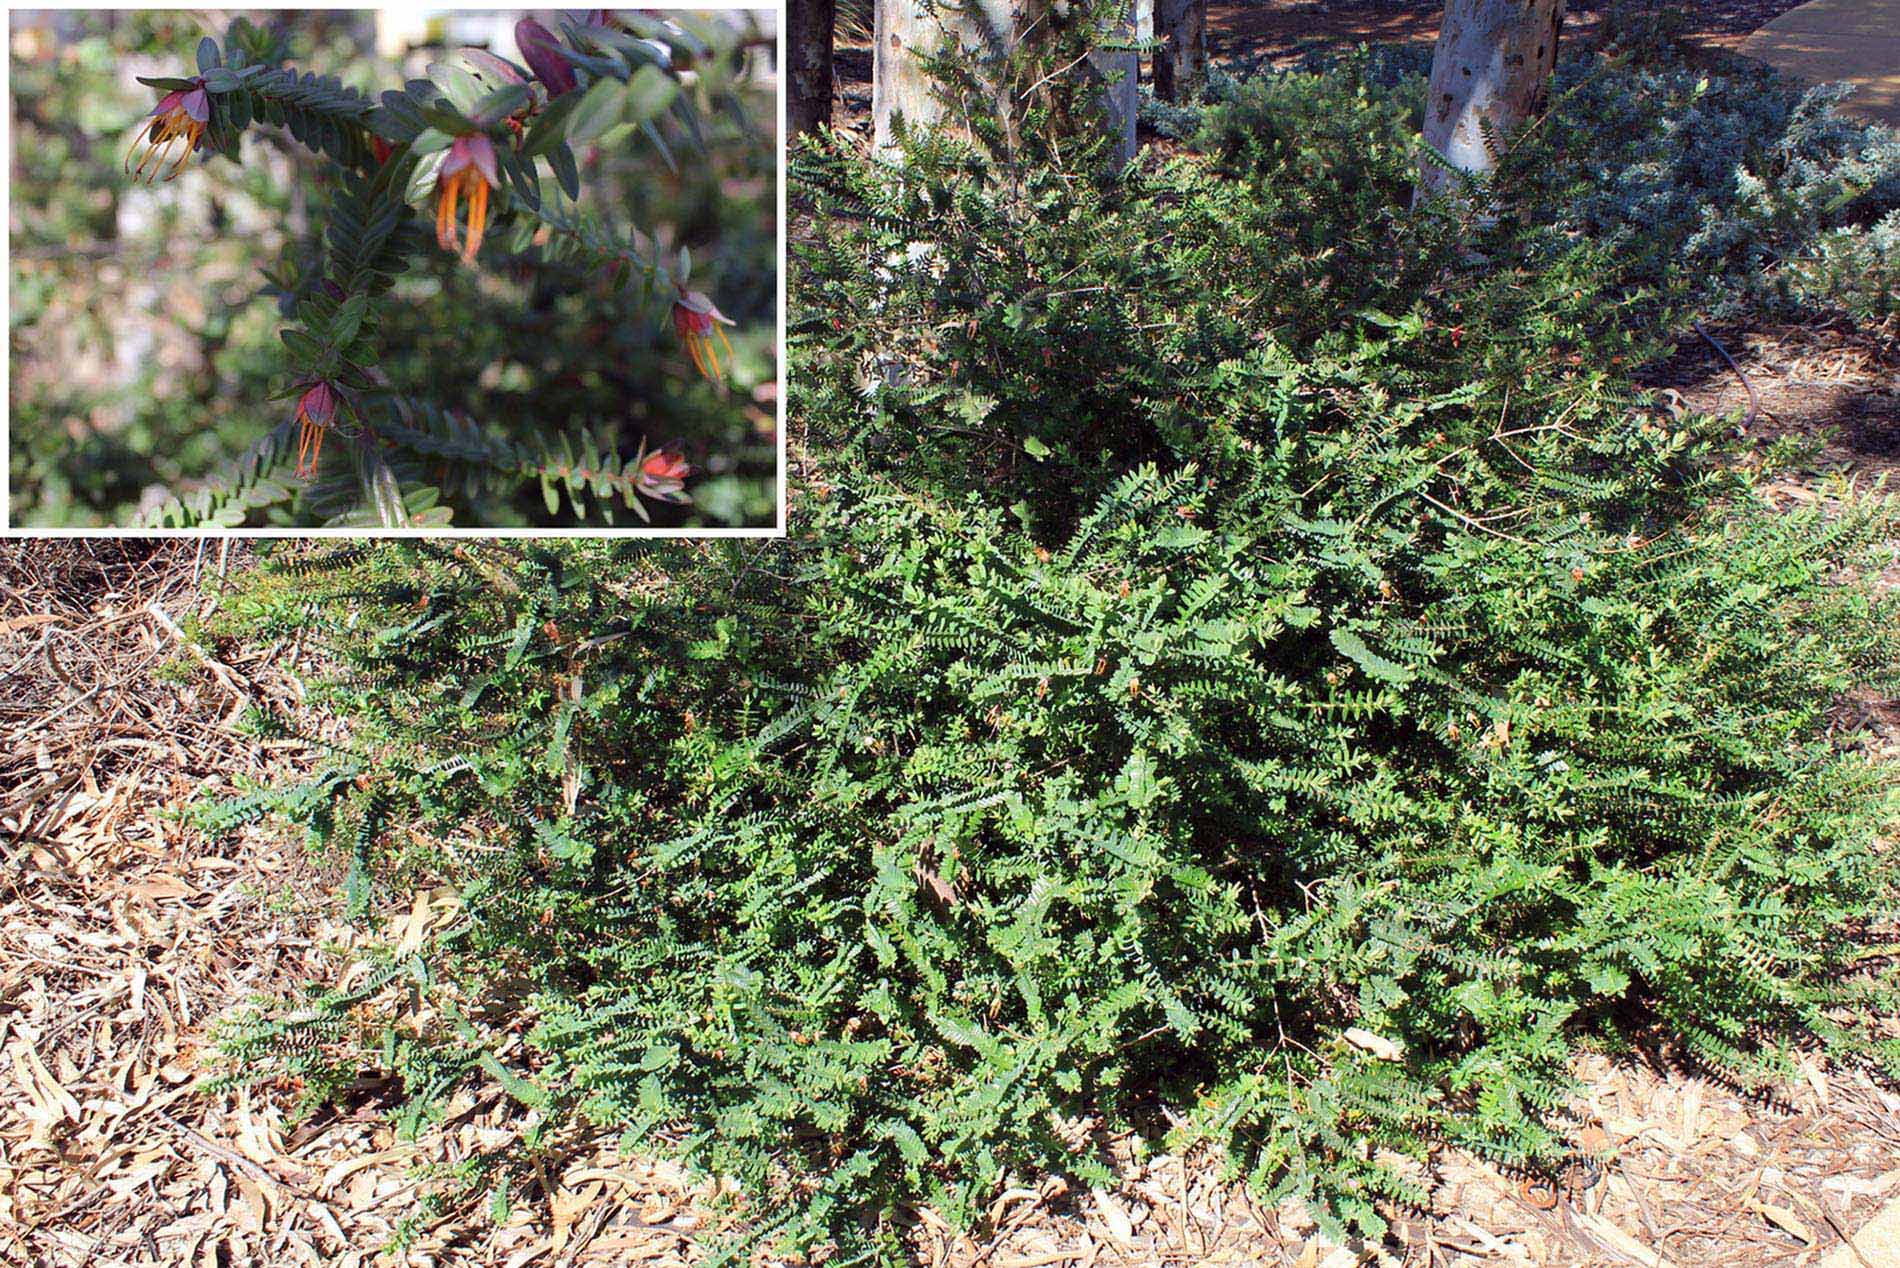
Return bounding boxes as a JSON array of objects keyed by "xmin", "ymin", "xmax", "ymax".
[
  {"xmin": 205, "ymin": 36, "xmax": 1899, "ymax": 1266},
  {"xmin": 1156, "ymin": 42, "xmax": 1900, "ymax": 324},
  {"xmin": 1517, "ymin": 61, "xmax": 1900, "ymax": 320}
]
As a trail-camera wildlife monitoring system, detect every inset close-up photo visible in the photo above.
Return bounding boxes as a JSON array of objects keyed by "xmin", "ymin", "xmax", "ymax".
[{"xmin": 9, "ymin": 9, "xmax": 780, "ymax": 530}]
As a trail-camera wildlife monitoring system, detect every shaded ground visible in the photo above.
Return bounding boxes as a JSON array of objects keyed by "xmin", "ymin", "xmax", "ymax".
[
  {"xmin": 1207, "ymin": 0, "xmax": 1810, "ymax": 67},
  {"xmin": 832, "ymin": 1, "xmax": 1817, "ymax": 105},
  {"xmin": 1642, "ymin": 320, "xmax": 1900, "ymax": 484},
  {"xmin": 1740, "ymin": 0, "xmax": 1900, "ymax": 125}
]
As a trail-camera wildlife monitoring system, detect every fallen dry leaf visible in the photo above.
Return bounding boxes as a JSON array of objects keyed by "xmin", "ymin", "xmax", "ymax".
[
  {"xmin": 1754, "ymin": 1199, "xmax": 1815, "ymax": 1245},
  {"xmin": 1343, "ymin": 1027, "xmax": 1403, "ymax": 1061},
  {"xmin": 1090, "ymin": 1187, "xmax": 1134, "ymax": 1246}
]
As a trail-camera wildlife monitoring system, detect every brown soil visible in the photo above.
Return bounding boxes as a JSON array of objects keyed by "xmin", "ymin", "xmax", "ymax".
[{"xmin": 1641, "ymin": 318, "xmax": 1900, "ymax": 484}]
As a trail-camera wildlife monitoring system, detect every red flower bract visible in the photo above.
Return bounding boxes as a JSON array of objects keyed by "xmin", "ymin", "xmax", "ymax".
[
  {"xmin": 293, "ymin": 382, "xmax": 339, "ymax": 478},
  {"xmin": 436, "ymin": 135, "xmax": 500, "ymax": 264},
  {"xmin": 634, "ymin": 445, "xmax": 692, "ymax": 504},
  {"xmin": 642, "ymin": 450, "xmax": 689, "ymax": 481},
  {"xmin": 125, "ymin": 83, "xmax": 211, "ymax": 184}
]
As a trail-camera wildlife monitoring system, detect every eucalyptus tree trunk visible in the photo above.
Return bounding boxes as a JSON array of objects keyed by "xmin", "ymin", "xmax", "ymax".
[
  {"xmin": 1152, "ymin": 0, "xmax": 1206, "ymax": 104},
  {"xmin": 873, "ymin": 0, "xmax": 1137, "ymax": 164},
  {"xmin": 1416, "ymin": 0, "xmax": 1566, "ymax": 202},
  {"xmin": 788, "ymin": 0, "xmax": 835, "ymax": 138}
]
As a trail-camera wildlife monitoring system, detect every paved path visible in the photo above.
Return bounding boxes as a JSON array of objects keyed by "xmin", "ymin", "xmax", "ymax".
[{"xmin": 1739, "ymin": 0, "xmax": 1900, "ymax": 125}]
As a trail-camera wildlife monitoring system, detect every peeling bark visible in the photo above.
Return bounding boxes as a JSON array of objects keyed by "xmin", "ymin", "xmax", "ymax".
[
  {"xmin": 1152, "ymin": 0, "xmax": 1206, "ymax": 104},
  {"xmin": 1416, "ymin": 0, "xmax": 1566, "ymax": 202}
]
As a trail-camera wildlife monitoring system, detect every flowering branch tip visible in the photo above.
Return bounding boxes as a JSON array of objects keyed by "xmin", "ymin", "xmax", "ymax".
[
  {"xmin": 673, "ymin": 288, "xmax": 737, "ymax": 385},
  {"xmin": 436, "ymin": 135, "xmax": 499, "ymax": 264},
  {"xmin": 125, "ymin": 83, "xmax": 210, "ymax": 184}
]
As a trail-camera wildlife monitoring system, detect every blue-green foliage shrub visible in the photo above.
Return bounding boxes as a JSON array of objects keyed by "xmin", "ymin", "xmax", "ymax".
[
  {"xmin": 207, "ymin": 33, "xmax": 1900, "ymax": 1266},
  {"xmin": 1785, "ymin": 210, "xmax": 1900, "ymax": 324},
  {"xmin": 1151, "ymin": 44, "xmax": 1900, "ymax": 323},
  {"xmin": 1523, "ymin": 64, "xmax": 1900, "ymax": 319}
]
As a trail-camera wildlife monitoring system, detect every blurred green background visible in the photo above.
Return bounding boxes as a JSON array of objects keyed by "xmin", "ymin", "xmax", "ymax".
[{"xmin": 9, "ymin": 9, "xmax": 780, "ymax": 528}]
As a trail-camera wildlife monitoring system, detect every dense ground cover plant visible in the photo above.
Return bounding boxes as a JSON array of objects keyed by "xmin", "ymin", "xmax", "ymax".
[
  {"xmin": 1507, "ymin": 53, "xmax": 1900, "ymax": 321},
  {"xmin": 10, "ymin": 11, "xmax": 776, "ymax": 528},
  {"xmin": 1167, "ymin": 40, "xmax": 1900, "ymax": 324},
  {"xmin": 205, "ymin": 36, "xmax": 1899, "ymax": 1267}
]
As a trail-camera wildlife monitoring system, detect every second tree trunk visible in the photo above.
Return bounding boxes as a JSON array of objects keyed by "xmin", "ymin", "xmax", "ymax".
[
  {"xmin": 1152, "ymin": 0, "xmax": 1206, "ymax": 104},
  {"xmin": 872, "ymin": 0, "xmax": 1137, "ymax": 164},
  {"xmin": 788, "ymin": 0, "xmax": 836, "ymax": 139}
]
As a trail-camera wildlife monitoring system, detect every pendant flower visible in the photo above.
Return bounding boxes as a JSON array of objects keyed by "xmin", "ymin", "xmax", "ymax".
[
  {"xmin": 292, "ymin": 381, "xmax": 340, "ymax": 477},
  {"xmin": 634, "ymin": 445, "xmax": 692, "ymax": 504},
  {"xmin": 673, "ymin": 288, "xmax": 737, "ymax": 384},
  {"xmin": 435, "ymin": 135, "xmax": 500, "ymax": 264},
  {"xmin": 126, "ymin": 82, "xmax": 210, "ymax": 184}
]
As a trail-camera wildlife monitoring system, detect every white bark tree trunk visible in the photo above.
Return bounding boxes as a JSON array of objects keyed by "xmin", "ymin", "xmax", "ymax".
[
  {"xmin": 1416, "ymin": 0, "xmax": 1566, "ymax": 202},
  {"xmin": 1095, "ymin": 5, "xmax": 1138, "ymax": 164},
  {"xmin": 872, "ymin": 0, "xmax": 1137, "ymax": 165},
  {"xmin": 1152, "ymin": 0, "xmax": 1206, "ymax": 104}
]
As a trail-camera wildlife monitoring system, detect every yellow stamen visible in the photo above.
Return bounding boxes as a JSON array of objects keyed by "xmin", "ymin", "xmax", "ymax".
[
  {"xmin": 124, "ymin": 126, "xmax": 151, "ymax": 174},
  {"xmin": 132, "ymin": 123, "xmax": 174, "ymax": 180},
  {"xmin": 295, "ymin": 410, "xmax": 326, "ymax": 477},
  {"xmin": 165, "ymin": 122, "xmax": 201, "ymax": 180},
  {"xmin": 125, "ymin": 111, "xmax": 207, "ymax": 185}
]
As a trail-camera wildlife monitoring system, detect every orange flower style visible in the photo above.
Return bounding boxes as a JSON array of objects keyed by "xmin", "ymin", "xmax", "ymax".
[
  {"xmin": 126, "ymin": 83, "xmax": 210, "ymax": 184},
  {"xmin": 436, "ymin": 135, "xmax": 500, "ymax": 264},
  {"xmin": 672, "ymin": 288, "xmax": 737, "ymax": 383}
]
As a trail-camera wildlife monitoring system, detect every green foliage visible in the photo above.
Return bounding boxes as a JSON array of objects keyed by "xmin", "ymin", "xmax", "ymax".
[
  {"xmin": 206, "ymin": 36, "xmax": 1899, "ymax": 1268},
  {"xmin": 1508, "ymin": 57, "xmax": 1900, "ymax": 321},
  {"xmin": 11, "ymin": 12, "xmax": 777, "ymax": 528},
  {"xmin": 1173, "ymin": 40, "xmax": 1900, "ymax": 325}
]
